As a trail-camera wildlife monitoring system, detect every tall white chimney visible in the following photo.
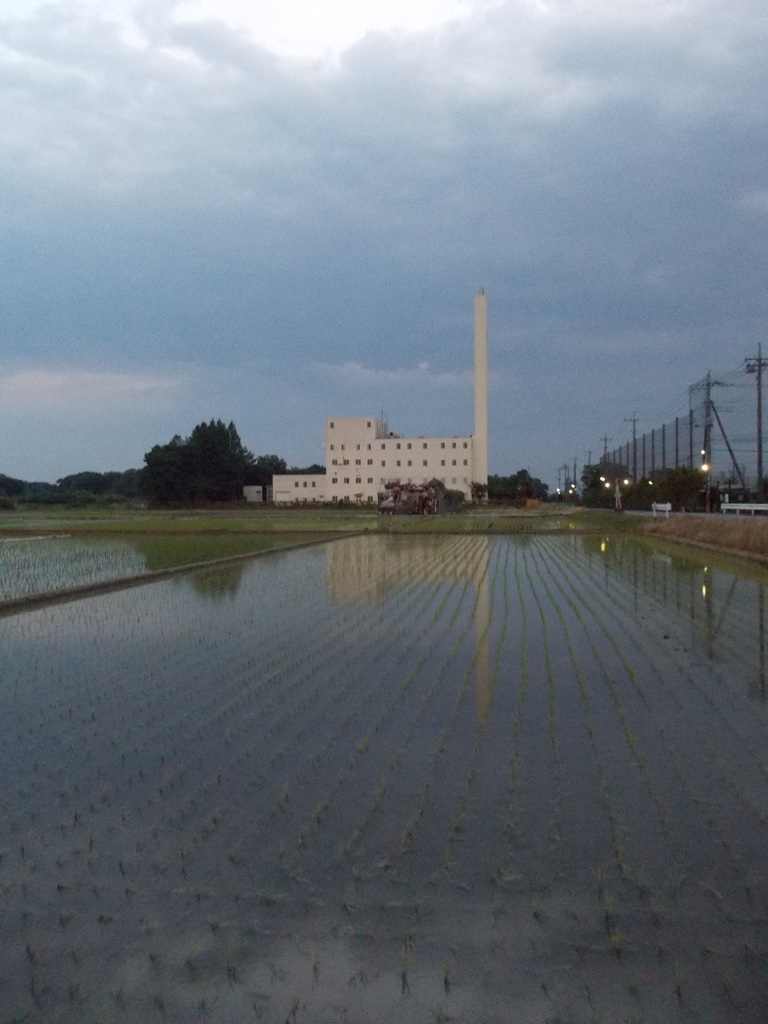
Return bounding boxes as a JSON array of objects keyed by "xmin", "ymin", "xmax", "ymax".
[{"xmin": 474, "ymin": 289, "xmax": 489, "ymax": 493}]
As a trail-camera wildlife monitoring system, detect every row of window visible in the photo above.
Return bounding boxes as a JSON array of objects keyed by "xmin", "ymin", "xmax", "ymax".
[
  {"xmin": 329, "ymin": 440, "xmax": 469, "ymax": 452},
  {"xmin": 329, "ymin": 476, "xmax": 469, "ymax": 492},
  {"xmin": 332, "ymin": 459, "xmax": 468, "ymax": 468},
  {"xmin": 292, "ymin": 470, "xmax": 472, "ymax": 490}
]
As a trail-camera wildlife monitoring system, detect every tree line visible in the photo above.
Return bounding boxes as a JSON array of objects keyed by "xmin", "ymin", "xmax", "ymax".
[
  {"xmin": 580, "ymin": 464, "xmax": 706, "ymax": 510},
  {"xmin": 0, "ymin": 420, "xmax": 320, "ymax": 508},
  {"xmin": 488, "ymin": 469, "xmax": 549, "ymax": 502}
]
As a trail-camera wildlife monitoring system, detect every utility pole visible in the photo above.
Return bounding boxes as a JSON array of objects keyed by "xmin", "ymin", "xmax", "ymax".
[
  {"xmin": 601, "ymin": 435, "xmax": 610, "ymax": 462},
  {"xmin": 745, "ymin": 342, "xmax": 767, "ymax": 492},
  {"xmin": 702, "ymin": 372, "xmax": 713, "ymax": 512},
  {"xmin": 624, "ymin": 414, "xmax": 638, "ymax": 480}
]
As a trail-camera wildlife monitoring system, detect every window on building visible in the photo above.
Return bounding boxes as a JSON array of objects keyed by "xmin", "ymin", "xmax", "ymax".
[
  {"xmin": 381, "ymin": 460, "xmax": 386, "ymax": 467},
  {"xmin": 355, "ymin": 478, "xmax": 361, "ymax": 484},
  {"xmin": 367, "ymin": 477, "xmax": 373, "ymax": 483},
  {"xmin": 367, "ymin": 421, "xmax": 371, "ymax": 427},
  {"xmin": 367, "ymin": 443, "xmax": 371, "ymax": 450},
  {"xmin": 441, "ymin": 460, "xmax": 445, "ymax": 466},
  {"xmin": 332, "ymin": 477, "xmax": 338, "ymax": 484},
  {"xmin": 423, "ymin": 460, "xmax": 428, "ymax": 466},
  {"xmin": 463, "ymin": 442, "xmax": 468, "ymax": 449},
  {"xmin": 356, "ymin": 444, "xmax": 360, "ymax": 450},
  {"xmin": 452, "ymin": 460, "xmax": 456, "ymax": 466},
  {"xmin": 441, "ymin": 442, "xmax": 445, "ymax": 448},
  {"xmin": 330, "ymin": 421, "xmax": 334, "ymax": 428},
  {"xmin": 452, "ymin": 442, "xmax": 456, "ymax": 448},
  {"xmin": 302, "ymin": 481, "xmax": 307, "ymax": 487},
  {"xmin": 294, "ymin": 481, "xmax": 299, "ymax": 488},
  {"xmin": 367, "ymin": 459, "xmax": 373, "ymax": 465},
  {"xmin": 344, "ymin": 477, "xmax": 350, "ymax": 484},
  {"xmin": 407, "ymin": 460, "xmax": 412, "ymax": 467},
  {"xmin": 367, "ymin": 495, "xmax": 373, "ymax": 503},
  {"xmin": 396, "ymin": 460, "xmax": 401, "ymax": 467},
  {"xmin": 311, "ymin": 482, "xmax": 316, "ymax": 488},
  {"xmin": 332, "ymin": 459, "xmax": 337, "ymax": 465},
  {"xmin": 355, "ymin": 459, "xmax": 361, "ymax": 465},
  {"xmin": 396, "ymin": 443, "xmax": 401, "ymax": 449},
  {"xmin": 330, "ymin": 444, "xmax": 334, "ymax": 450},
  {"xmin": 423, "ymin": 443, "xmax": 427, "ymax": 449},
  {"xmin": 381, "ymin": 443, "xmax": 386, "ymax": 450}
]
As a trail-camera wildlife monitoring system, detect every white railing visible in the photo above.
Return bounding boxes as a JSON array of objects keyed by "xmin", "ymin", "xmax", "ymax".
[{"xmin": 721, "ymin": 503, "xmax": 768, "ymax": 515}]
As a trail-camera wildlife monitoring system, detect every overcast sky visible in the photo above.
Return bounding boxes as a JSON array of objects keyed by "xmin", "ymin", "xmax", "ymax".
[{"xmin": 1, "ymin": 0, "xmax": 766, "ymax": 486}]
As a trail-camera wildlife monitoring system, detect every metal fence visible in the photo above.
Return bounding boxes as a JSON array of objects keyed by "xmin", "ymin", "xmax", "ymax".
[{"xmin": 601, "ymin": 360, "xmax": 765, "ymax": 491}]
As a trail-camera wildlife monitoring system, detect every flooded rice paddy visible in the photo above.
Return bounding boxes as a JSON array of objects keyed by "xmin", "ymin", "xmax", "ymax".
[
  {"xmin": 0, "ymin": 533, "xmax": 321, "ymax": 602},
  {"xmin": 0, "ymin": 533, "xmax": 766, "ymax": 1023}
]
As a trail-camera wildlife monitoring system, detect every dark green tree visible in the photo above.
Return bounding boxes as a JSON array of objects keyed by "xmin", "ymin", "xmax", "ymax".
[
  {"xmin": 247, "ymin": 454, "xmax": 288, "ymax": 486},
  {"xmin": 57, "ymin": 469, "xmax": 143, "ymax": 499},
  {"xmin": 0, "ymin": 474, "xmax": 25, "ymax": 498},
  {"xmin": 656, "ymin": 467, "xmax": 706, "ymax": 510},
  {"xmin": 288, "ymin": 463, "xmax": 325, "ymax": 475},
  {"xmin": 142, "ymin": 435, "xmax": 189, "ymax": 505},
  {"xmin": 142, "ymin": 421, "xmax": 255, "ymax": 505},
  {"xmin": 581, "ymin": 463, "xmax": 629, "ymax": 508},
  {"xmin": 488, "ymin": 470, "xmax": 549, "ymax": 502}
]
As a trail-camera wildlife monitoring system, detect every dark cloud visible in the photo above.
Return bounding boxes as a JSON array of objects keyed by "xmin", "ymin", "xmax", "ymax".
[{"xmin": 0, "ymin": 0, "xmax": 766, "ymax": 481}]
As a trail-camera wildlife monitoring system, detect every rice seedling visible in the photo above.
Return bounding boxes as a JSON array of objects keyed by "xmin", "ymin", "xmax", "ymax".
[
  {"xmin": 1, "ymin": 530, "xmax": 766, "ymax": 1020},
  {"xmin": 609, "ymin": 930, "xmax": 628, "ymax": 958}
]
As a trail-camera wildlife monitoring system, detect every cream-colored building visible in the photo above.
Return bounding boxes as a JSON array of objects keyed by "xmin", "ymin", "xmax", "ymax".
[
  {"xmin": 272, "ymin": 416, "xmax": 475, "ymax": 505},
  {"xmin": 267, "ymin": 291, "xmax": 489, "ymax": 505}
]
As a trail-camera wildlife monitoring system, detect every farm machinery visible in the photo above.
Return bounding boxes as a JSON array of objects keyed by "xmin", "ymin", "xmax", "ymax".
[{"xmin": 377, "ymin": 482, "xmax": 440, "ymax": 515}]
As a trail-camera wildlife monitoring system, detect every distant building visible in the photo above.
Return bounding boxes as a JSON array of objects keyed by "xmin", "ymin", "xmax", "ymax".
[
  {"xmin": 257, "ymin": 291, "xmax": 489, "ymax": 505},
  {"xmin": 242, "ymin": 484, "xmax": 272, "ymax": 503}
]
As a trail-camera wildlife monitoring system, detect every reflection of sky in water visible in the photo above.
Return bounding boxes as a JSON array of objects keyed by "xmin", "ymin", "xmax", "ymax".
[
  {"xmin": 1, "ymin": 534, "xmax": 766, "ymax": 1022},
  {"xmin": 583, "ymin": 534, "xmax": 768, "ymax": 698},
  {"xmin": 2, "ymin": 532, "xmax": 766, "ymax": 777},
  {"xmin": 4, "ymin": 535, "xmax": 768, "ymax": 698},
  {"xmin": 2, "ymin": 545, "xmax": 327, "ymax": 671}
]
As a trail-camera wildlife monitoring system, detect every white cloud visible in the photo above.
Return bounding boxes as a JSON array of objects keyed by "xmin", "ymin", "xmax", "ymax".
[
  {"xmin": 178, "ymin": 0, "xmax": 490, "ymax": 60},
  {"xmin": 312, "ymin": 360, "xmax": 472, "ymax": 390},
  {"xmin": 5, "ymin": 1, "xmax": 497, "ymax": 61},
  {"xmin": 0, "ymin": 368, "xmax": 179, "ymax": 412}
]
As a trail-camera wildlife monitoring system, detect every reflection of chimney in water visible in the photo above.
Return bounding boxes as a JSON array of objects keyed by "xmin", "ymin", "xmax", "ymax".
[
  {"xmin": 475, "ymin": 536, "xmax": 492, "ymax": 727},
  {"xmin": 474, "ymin": 289, "xmax": 489, "ymax": 496}
]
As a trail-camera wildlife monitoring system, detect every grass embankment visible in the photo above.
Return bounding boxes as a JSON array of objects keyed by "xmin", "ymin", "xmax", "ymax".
[
  {"xmin": 642, "ymin": 514, "xmax": 768, "ymax": 563},
  {"xmin": 0, "ymin": 504, "xmax": 611, "ymax": 538}
]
